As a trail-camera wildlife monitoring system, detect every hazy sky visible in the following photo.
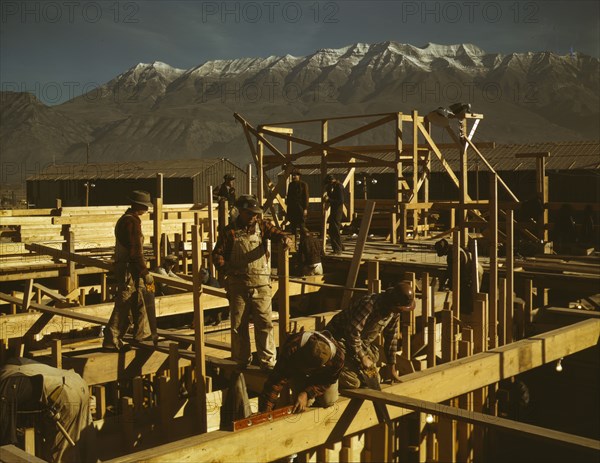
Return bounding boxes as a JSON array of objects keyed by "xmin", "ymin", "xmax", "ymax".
[{"xmin": 1, "ymin": 0, "xmax": 598, "ymax": 104}]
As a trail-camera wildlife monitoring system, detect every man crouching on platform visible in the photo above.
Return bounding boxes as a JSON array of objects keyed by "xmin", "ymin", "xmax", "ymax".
[
  {"xmin": 325, "ymin": 281, "xmax": 415, "ymax": 389},
  {"xmin": 212, "ymin": 194, "xmax": 292, "ymax": 370},
  {"xmin": 259, "ymin": 330, "xmax": 344, "ymax": 413}
]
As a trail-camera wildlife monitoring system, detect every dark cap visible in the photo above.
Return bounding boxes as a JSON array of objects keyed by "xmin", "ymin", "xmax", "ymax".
[
  {"xmin": 235, "ymin": 194, "xmax": 262, "ymax": 214},
  {"xmin": 299, "ymin": 334, "xmax": 332, "ymax": 369},
  {"xmin": 224, "ymin": 174, "xmax": 235, "ymax": 181},
  {"xmin": 324, "ymin": 174, "xmax": 335, "ymax": 183},
  {"xmin": 291, "ymin": 169, "xmax": 300, "ymax": 176},
  {"xmin": 385, "ymin": 281, "xmax": 415, "ymax": 312},
  {"xmin": 128, "ymin": 190, "xmax": 152, "ymax": 208}
]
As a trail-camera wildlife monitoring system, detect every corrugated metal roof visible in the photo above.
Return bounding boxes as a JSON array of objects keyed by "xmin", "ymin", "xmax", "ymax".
[
  {"xmin": 278, "ymin": 141, "xmax": 599, "ymax": 175},
  {"xmin": 27, "ymin": 158, "xmax": 243, "ymax": 181}
]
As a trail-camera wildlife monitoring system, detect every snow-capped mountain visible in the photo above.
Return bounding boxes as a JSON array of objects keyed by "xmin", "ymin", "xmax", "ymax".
[{"xmin": 1, "ymin": 42, "xmax": 598, "ymax": 173}]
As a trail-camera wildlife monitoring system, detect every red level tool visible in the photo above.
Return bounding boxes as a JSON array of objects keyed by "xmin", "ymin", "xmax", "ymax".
[{"xmin": 233, "ymin": 406, "xmax": 295, "ymax": 431}]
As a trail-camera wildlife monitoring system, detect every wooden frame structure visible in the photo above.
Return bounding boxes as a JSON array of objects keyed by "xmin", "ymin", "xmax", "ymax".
[
  {"xmin": 234, "ymin": 110, "xmax": 520, "ymax": 244},
  {"xmin": 2, "ymin": 167, "xmax": 599, "ymax": 462}
]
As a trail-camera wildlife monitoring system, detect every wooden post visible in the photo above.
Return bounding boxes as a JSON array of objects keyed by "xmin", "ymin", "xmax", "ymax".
[
  {"xmin": 441, "ymin": 306, "xmax": 453, "ymax": 363},
  {"xmin": 524, "ymin": 279, "xmax": 534, "ymax": 331},
  {"xmin": 169, "ymin": 342, "xmax": 180, "ymax": 398},
  {"xmin": 367, "ymin": 260, "xmax": 381, "ymax": 294},
  {"xmin": 489, "ymin": 174, "xmax": 498, "ymax": 349},
  {"xmin": 427, "ymin": 316, "xmax": 436, "ymax": 368},
  {"xmin": 457, "ymin": 329, "xmax": 473, "ymax": 463},
  {"xmin": 246, "ymin": 162, "xmax": 253, "ymax": 195},
  {"xmin": 154, "ymin": 173, "xmax": 164, "ymax": 268},
  {"xmin": 390, "ymin": 212, "xmax": 397, "ymax": 244},
  {"xmin": 191, "ymin": 224, "xmax": 207, "ymax": 433},
  {"xmin": 10, "ymin": 290, "xmax": 17, "ymax": 315},
  {"xmin": 101, "ymin": 273, "xmax": 108, "ymax": 302},
  {"xmin": 23, "ymin": 279, "xmax": 33, "ymax": 312},
  {"xmin": 278, "ymin": 243, "xmax": 290, "ymax": 347},
  {"xmin": 257, "ymin": 136, "xmax": 264, "ymax": 206},
  {"xmin": 498, "ymin": 278, "xmax": 507, "ymax": 346},
  {"xmin": 207, "ymin": 187, "xmax": 216, "ymax": 275},
  {"xmin": 506, "ymin": 209, "xmax": 515, "ymax": 344},
  {"xmin": 472, "ymin": 296, "xmax": 487, "ymax": 461},
  {"xmin": 24, "ymin": 427, "xmax": 36, "ymax": 455},
  {"xmin": 406, "ymin": 272, "xmax": 417, "ymax": 334},
  {"xmin": 59, "ymin": 225, "xmax": 76, "ymax": 295},
  {"xmin": 395, "ymin": 112, "xmax": 403, "ymax": 244},
  {"xmin": 399, "ymin": 204, "xmax": 408, "ymax": 244},
  {"xmin": 459, "ymin": 118, "xmax": 468, "ymax": 248},
  {"xmin": 422, "ymin": 272, "xmax": 430, "ymax": 321},
  {"xmin": 79, "ymin": 288, "xmax": 86, "ymax": 306},
  {"xmin": 121, "ymin": 396, "xmax": 134, "ymax": 452},
  {"xmin": 423, "ymin": 119, "xmax": 432, "ymax": 239},
  {"xmin": 181, "ymin": 223, "xmax": 188, "ymax": 275},
  {"xmin": 437, "ymin": 414, "xmax": 455, "ymax": 463},
  {"xmin": 132, "ymin": 376, "xmax": 144, "ymax": 411},
  {"xmin": 51, "ymin": 338, "xmax": 62, "ymax": 369},
  {"xmin": 411, "ymin": 110, "xmax": 419, "ymax": 237},
  {"xmin": 341, "ymin": 201, "xmax": 375, "ymax": 310},
  {"xmin": 452, "ymin": 228, "xmax": 461, "ymax": 320}
]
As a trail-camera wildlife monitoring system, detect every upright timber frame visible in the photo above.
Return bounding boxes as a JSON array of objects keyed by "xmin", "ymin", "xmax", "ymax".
[{"xmin": 234, "ymin": 110, "xmax": 511, "ymax": 243}]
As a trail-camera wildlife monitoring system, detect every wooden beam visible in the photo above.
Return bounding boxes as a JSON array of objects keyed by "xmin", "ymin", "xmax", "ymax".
[
  {"xmin": 0, "ymin": 444, "xmax": 47, "ymax": 463},
  {"xmin": 0, "ymin": 277, "xmax": 319, "ymax": 340},
  {"xmin": 278, "ymin": 244, "xmax": 290, "ymax": 347},
  {"xmin": 342, "ymin": 389, "xmax": 600, "ymax": 452},
  {"xmin": 105, "ymin": 319, "xmax": 600, "ymax": 463},
  {"xmin": 340, "ymin": 201, "xmax": 375, "ymax": 310}
]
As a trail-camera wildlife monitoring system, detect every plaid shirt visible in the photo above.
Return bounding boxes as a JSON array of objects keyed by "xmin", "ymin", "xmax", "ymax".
[
  {"xmin": 260, "ymin": 331, "xmax": 344, "ymax": 412},
  {"xmin": 326, "ymin": 293, "xmax": 400, "ymax": 363},
  {"xmin": 212, "ymin": 216, "xmax": 288, "ymax": 269}
]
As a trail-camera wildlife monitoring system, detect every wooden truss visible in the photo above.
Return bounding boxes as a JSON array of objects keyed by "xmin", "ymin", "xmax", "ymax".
[{"xmin": 234, "ymin": 110, "xmax": 518, "ymax": 243}]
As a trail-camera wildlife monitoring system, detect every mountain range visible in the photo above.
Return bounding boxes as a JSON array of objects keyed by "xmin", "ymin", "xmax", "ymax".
[{"xmin": 1, "ymin": 41, "xmax": 598, "ymax": 186}]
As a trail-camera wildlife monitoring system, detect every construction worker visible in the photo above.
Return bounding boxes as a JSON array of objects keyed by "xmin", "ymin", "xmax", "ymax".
[
  {"xmin": 212, "ymin": 194, "xmax": 292, "ymax": 370},
  {"xmin": 0, "ymin": 357, "xmax": 95, "ymax": 463},
  {"xmin": 285, "ymin": 169, "xmax": 309, "ymax": 237},
  {"xmin": 103, "ymin": 190, "xmax": 153, "ymax": 352},
  {"xmin": 294, "ymin": 225, "xmax": 323, "ymax": 276},
  {"xmin": 323, "ymin": 174, "xmax": 345, "ymax": 255},
  {"xmin": 259, "ymin": 330, "xmax": 344, "ymax": 414},
  {"xmin": 214, "ymin": 174, "xmax": 237, "ymax": 208},
  {"xmin": 153, "ymin": 254, "xmax": 183, "ymax": 296},
  {"xmin": 435, "ymin": 238, "xmax": 483, "ymax": 315},
  {"xmin": 325, "ymin": 281, "xmax": 415, "ymax": 389}
]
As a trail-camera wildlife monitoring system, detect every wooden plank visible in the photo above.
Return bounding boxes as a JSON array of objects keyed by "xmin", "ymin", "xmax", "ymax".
[
  {"xmin": 0, "ymin": 278, "xmax": 318, "ymax": 340},
  {"xmin": 506, "ymin": 209, "xmax": 515, "ymax": 344},
  {"xmin": 0, "ymin": 444, "xmax": 47, "ymax": 463},
  {"xmin": 342, "ymin": 389, "xmax": 600, "ymax": 452},
  {"xmin": 340, "ymin": 200, "xmax": 375, "ymax": 310},
  {"xmin": 278, "ymin": 244, "xmax": 290, "ymax": 346},
  {"xmin": 104, "ymin": 319, "xmax": 600, "ymax": 463}
]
